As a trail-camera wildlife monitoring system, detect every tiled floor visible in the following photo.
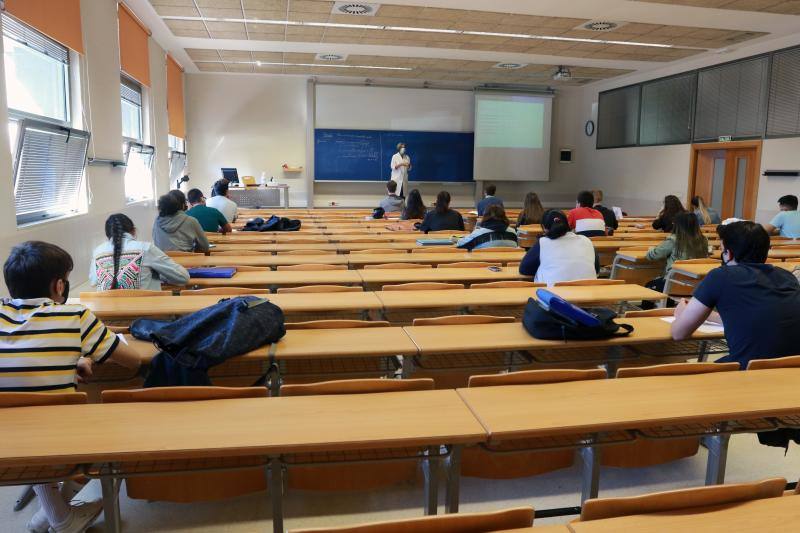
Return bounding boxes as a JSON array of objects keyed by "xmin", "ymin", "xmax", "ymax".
[{"xmin": 2, "ymin": 433, "xmax": 798, "ymax": 531}]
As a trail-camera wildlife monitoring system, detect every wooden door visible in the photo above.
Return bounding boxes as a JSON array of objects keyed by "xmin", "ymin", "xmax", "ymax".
[{"xmin": 688, "ymin": 141, "xmax": 762, "ymax": 220}]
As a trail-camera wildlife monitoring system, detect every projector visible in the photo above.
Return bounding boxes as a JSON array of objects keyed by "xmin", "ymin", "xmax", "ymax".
[{"xmin": 552, "ymin": 66, "xmax": 572, "ymax": 81}]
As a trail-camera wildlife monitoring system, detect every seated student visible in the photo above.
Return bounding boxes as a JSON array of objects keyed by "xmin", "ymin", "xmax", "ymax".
[
  {"xmin": 671, "ymin": 221, "xmax": 800, "ymax": 369},
  {"xmin": 152, "ymin": 191, "xmax": 210, "ymax": 253},
  {"xmin": 457, "ymin": 205, "xmax": 518, "ymax": 251},
  {"xmin": 379, "ymin": 180, "xmax": 404, "ymax": 214},
  {"xmin": 186, "ymin": 188, "xmax": 232, "ymax": 234},
  {"xmin": 642, "ymin": 212, "xmax": 708, "ymax": 304},
  {"xmin": 567, "ymin": 190, "xmax": 606, "ymax": 237},
  {"xmin": 206, "ymin": 179, "xmax": 238, "ymax": 223},
  {"xmin": 763, "ymin": 194, "xmax": 800, "ymax": 238},
  {"xmin": 592, "ymin": 189, "xmax": 619, "ymax": 233},
  {"xmin": 1, "ymin": 241, "xmax": 141, "ymax": 533},
  {"xmin": 476, "ymin": 184, "xmax": 503, "ymax": 216},
  {"xmin": 519, "ymin": 209, "xmax": 599, "ymax": 286},
  {"xmin": 516, "ymin": 192, "xmax": 544, "ymax": 228},
  {"xmin": 90, "ymin": 214, "xmax": 190, "ymax": 291},
  {"xmin": 419, "ymin": 191, "xmax": 465, "ymax": 233},
  {"xmin": 652, "ymin": 195, "xmax": 686, "ymax": 233},
  {"xmin": 401, "ymin": 188, "xmax": 426, "ymax": 220},
  {"xmin": 691, "ymin": 195, "xmax": 721, "ymax": 226}
]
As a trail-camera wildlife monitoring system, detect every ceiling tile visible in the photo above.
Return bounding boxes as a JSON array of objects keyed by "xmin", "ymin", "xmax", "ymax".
[
  {"xmin": 248, "ymin": 31, "xmax": 285, "ymax": 40},
  {"xmin": 165, "ymin": 19, "xmax": 207, "ymax": 31},
  {"xmin": 206, "ymin": 21, "xmax": 247, "ymax": 32},
  {"xmin": 219, "ymin": 50, "xmax": 253, "ymax": 60},
  {"xmin": 149, "ymin": 0, "xmax": 195, "ymax": 6},
  {"xmin": 374, "ymin": 5, "xmax": 425, "ymax": 17},
  {"xmin": 196, "ymin": 62, "xmax": 226, "ymax": 72},
  {"xmin": 244, "ymin": 0, "xmax": 288, "ymax": 9},
  {"xmin": 209, "ymin": 30, "xmax": 250, "ymax": 39},
  {"xmin": 200, "ymin": 7, "xmax": 245, "ymax": 18},
  {"xmin": 244, "ymin": 9, "xmax": 289, "ymax": 20},
  {"xmin": 251, "ymin": 51, "xmax": 284, "ymax": 61},
  {"xmin": 195, "ymin": 0, "xmax": 241, "ymax": 7},
  {"xmin": 291, "ymin": 0, "xmax": 335, "ymax": 13},
  {"xmin": 152, "ymin": 5, "xmax": 200, "ymax": 17},
  {"xmin": 185, "ymin": 48, "xmax": 221, "ymax": 60}
]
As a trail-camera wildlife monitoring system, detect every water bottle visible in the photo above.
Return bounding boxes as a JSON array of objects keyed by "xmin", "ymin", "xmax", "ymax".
[{"xmin": 259, "ymin": 171, "xmax": 266, "ymax": 186}]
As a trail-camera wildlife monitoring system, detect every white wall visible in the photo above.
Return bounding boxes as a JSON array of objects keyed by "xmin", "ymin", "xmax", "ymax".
[
  {"xmin": 185, "ymin": 74, "xmax": 309, "ymax": 206},
  {"xmin": 0, "ymin": 0, "xmax": 174, "ymax": 295}
]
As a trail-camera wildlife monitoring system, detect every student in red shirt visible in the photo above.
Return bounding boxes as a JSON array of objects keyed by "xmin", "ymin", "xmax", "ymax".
[{"xmin": 567, "ymin": 190, "xmax": 606, "ymax": 237}]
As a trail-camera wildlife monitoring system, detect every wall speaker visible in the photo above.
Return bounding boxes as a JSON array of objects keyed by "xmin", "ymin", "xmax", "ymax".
[
  {"xmin": 560, "ymin": 149, "xmax": 573, "ymax": 163},
  {"xmin": 763, "ymin": 170, "xmax": 800, "ymax": 177}
]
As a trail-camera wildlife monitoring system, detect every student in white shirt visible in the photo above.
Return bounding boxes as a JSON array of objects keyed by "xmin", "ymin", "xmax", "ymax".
[
  {"xmin": 519, "ymin": 209, "xmax": 599, "ymax": 286},
  {"xmin": 206, "ymin": 179, "xmax": 238, "ymax": 223},
  {"xmin": 389, "ymin": 142, "xmax": 411, "ymax": 198}
]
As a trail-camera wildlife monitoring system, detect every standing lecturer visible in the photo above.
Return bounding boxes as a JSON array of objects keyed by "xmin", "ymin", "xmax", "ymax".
[{"xmin": 390, "ymin": 142, "xmax": 411, "ymax": 198}]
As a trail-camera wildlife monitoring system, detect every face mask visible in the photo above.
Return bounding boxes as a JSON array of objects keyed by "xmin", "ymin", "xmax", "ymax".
[
  {"xmin": 61, "ymin": 280, "xmax": 70, "ymax": 303},
  {"xmin": 400, "ymin": 148, "xmax": 406, "ymax": 155}
]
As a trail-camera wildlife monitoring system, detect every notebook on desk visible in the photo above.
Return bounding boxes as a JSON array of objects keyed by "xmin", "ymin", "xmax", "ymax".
[{"xmin": 187, "ymin": 267, "xmax": 237, "ymax": 278}]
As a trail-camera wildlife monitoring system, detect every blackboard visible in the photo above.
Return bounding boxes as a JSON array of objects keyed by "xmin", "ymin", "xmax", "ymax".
[{"xmin": 314, "ymin": 128, "xmax": 474, "ymax": 182}]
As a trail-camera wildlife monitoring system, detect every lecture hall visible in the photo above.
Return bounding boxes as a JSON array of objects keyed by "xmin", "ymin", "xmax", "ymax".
[{"xmin": 2, "ymin": 0, "xmax": 800, "ymax": 531}]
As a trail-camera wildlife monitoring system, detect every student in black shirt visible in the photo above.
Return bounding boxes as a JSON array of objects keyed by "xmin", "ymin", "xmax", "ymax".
[
  {"xmin": 671, "ymin": 220, "xmax": 800, "ymax": 369},
  {"xmin": 419, "ymin": 190, "xmax": 465, "ymax": 233},
  {"xmin": 592, "ymin": 189, "xmax": 618, "ymax": 233}
]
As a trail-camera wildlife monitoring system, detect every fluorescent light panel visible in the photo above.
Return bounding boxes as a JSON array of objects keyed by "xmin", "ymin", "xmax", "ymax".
[
  {"xmin": 164, "ymin": 16, "xmax": 684, "ymax": 49},
  {"xmin": 202, "ymin": 60, "xmax": 412, "ymax": 70}
]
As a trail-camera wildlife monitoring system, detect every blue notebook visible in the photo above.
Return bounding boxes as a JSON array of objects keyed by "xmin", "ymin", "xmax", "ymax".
[{"xmin": 187, "ymin": 267, "xmax": 237, "ymax": 279}]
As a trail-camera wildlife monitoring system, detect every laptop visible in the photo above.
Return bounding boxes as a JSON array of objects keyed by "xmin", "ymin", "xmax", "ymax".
[{"xmin": 221, "ymin": 167, "xmax": 239, "ymax": 184}]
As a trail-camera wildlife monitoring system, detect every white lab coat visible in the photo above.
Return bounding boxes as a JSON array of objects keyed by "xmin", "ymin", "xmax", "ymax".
[{"xmin": 390, "ymin": 152, "xmax": 410, "ymax": 197}]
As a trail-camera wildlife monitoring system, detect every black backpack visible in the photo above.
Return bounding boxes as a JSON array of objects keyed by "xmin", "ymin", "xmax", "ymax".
[{"xmin": 522, "ymin": 297, "xmax": 633, "ymax": 341}]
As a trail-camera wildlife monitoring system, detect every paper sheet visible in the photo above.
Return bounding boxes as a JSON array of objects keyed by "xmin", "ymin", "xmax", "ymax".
[{"xmin": 661, "ymin": 316, "xmax": 724, "ymax": 333}]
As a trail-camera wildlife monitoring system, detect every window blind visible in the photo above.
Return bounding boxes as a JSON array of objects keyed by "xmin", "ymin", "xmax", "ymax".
[
  {"xmin": 167, "ymin": 55, "xmax": 185, "ymax": 138},
  {"xmin": 118, "ymin": 2, "xmax": 150, "ymax": 87},
  {"xmin": 2, "ymin": 14, "xmax": 68, "ymax": 63},
  {"xmin": 597, "ymin": 85, "xmax": 640, "ymax": 149},
  {"xmin": 694, "ymin": 56, "xmax": 770, "ymax": 141},
  {"xmin": 639, "ymin": 73, "xmax": 696, "ymax": 145},
  {"xmin": 120, "ymin": 77, "xmax": 142, "ymax": 106},
  {"xmin": 766, "ymin": 47, "xmax": 800, "ymax": 137},
  {"xmin": 13, "ymin": 119, "xmax": 89, "ymax": 225},
  {"xmin": 124, "ymin": 142, "xmax": 155, "ymax": 203},
  {"xmin": 169, "ymin": 151, "xmax": 187, "ymax": 183}
]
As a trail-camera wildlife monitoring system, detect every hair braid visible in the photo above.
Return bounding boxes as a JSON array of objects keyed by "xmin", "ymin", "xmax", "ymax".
[{"xmin": 104, "ymin": 214, "xmax": 135, "ymax": 291}]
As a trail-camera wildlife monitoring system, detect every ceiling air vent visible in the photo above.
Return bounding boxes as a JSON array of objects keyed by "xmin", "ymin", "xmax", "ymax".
[
  {"xmin": 577, "ymin": 21, "xmax": 626, "ymax": 32},
  {"xmin": 315, "ymin": 53, "xmax": 347, "ymax": 61},
  {"xmin": 493, "ymin": 62, "xmax": 526, "ymax": 70},
  {"xmin": 332, "ymin": 2, "xmax": 378, "ymax": 16}
]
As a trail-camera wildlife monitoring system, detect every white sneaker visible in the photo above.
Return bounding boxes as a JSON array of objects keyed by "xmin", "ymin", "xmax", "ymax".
[
  {"xmin": 26, "ymin": 480, "xmax": 87, "ymax": 533},
  {"xmin": 50, "ymin": 500, "xmax": 103, "ymax": 533}
]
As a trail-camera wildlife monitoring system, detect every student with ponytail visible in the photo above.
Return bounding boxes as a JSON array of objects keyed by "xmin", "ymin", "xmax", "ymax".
[
  {"xmin": 90, "ymin": 214, "xmax": 190, "ymax": 291},
  {"xmin": 518, "ymin": 209, "xmax": 599, "ymax": 286}
]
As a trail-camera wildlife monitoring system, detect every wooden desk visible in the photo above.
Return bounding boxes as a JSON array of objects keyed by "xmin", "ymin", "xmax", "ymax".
[
  {"xmin": 347, "ymin": 251, "xmax": 524, "ymax": 267},
  {"xmin": 79, "ymin": 292, "xmax": 383, "ymax": 319},
  {"xmin": 568, "ymin": 494, "xmax": 800, "ymax": 533},
  {"xmin": 671, "ymin": 261, "xmax": 800, "ymax": 281},
  {"xmin": 0, "ymin": 390, "xmax": 485, "ymax": 533},
  {"xmin": 176, "ymin": 255, "xmax": 350, "ymax": 268},
  {"xmin": 376, "ymin": 286, "xmax": 666, "ymax": 311},
  {"xmin": 189, "ymin": 270, "xmax": 363, "ymax": 288},
  {"xmin": 404, "ymin": 317, "xmax": 721, "ymax": 356},
  {"xmin": 272, "ymin": 325, "xmax": 417, "ymax": 360},
  {"xmin": 335, "ymin": 242, "xmax": 419, "ymax": 252},
  {"xmin": 591, "ymin": 241, "xmax": 660, "ymax": 253},
  {"xmin": 458, "ymin": 368, "xmax": 800, "ymax": 504},
  {"xmin": 358, "ymin": 266, "xmax": 526, "ymax": 286}
]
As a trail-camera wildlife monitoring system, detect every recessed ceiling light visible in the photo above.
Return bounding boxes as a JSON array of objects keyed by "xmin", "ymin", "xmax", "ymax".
[
  {"xmin": 493, "ymin": 62, "xmax": 526, "ymax": 70},
  {"xmin": 316, "ymin": 53, "xmax": 347, "ymax": 61},
  {"xmin": 579, "ymin": 21, "xmax": 626, "ymax": 32},
  {"xmin": 332, "ymin": 2, "xmax": 378, "ymax": 16}
]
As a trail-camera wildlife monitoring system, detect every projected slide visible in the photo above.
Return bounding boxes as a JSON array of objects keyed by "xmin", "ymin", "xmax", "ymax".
[
  {"xmin": 473, "ymin": 92, "xmax": 553, "ymax": 182},
  {"xmin": 476, "ymin": 99, "xmax": 545, "ymax": 149}
]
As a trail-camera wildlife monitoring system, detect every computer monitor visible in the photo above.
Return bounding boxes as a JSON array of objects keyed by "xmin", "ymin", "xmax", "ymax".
[{"xmin": 221, "ymin": 167, "xmax": 239, "ymax": 184}]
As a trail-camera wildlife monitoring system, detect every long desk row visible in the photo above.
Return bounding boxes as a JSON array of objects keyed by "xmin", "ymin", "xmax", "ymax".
[
  {"xmin": 4, "ymin": 367, "xmax": 800, "ymax": 533},
  {"xmin": 78, "ymin": 285, "xmax": 667, "ymax": 321}
]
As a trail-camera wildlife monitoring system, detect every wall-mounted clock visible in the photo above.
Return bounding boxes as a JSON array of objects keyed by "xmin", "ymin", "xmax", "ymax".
[{"xmin": 585, "ymin": 120, "xmax": 595, "ymax": 137}]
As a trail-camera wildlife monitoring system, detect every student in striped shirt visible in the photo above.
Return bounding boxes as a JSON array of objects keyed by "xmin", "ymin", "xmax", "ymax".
[{"xmin": 2, "ymin": 241, "xmax": 141, "ymax": 533}]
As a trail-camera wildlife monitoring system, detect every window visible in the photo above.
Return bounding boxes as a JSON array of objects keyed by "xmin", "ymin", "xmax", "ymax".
[
  {"xmin": 694, "ymin": 56, "xmax": 770, "ymax": 141},
  {"xmin": 121, "ymin": 75, "xmax": 143, "ymax": 141},
  {"xmin": 639, "ymin": 73, "xmax": 696, "ymax": 146},
  {"xmin": 597, "ymin": 85, "xmax": 640, "ymax": 149},
  {"xmin": 124, "ymin": 142, "xmax": 155, "ymax": 203},
  {"xmin": 13, "ymin": 119, "xmax": 89, "ymax": 225},
  {"xmin": 2, "ymin": 15, "xmax": 88, "ymax": 226},
  {"xmin": 3, "ymin": 15, "xmax": 70, "ymax": 124},
  {"xmin": 168, "ymin": 134, "xmax": 184, "ymax": 152}
]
